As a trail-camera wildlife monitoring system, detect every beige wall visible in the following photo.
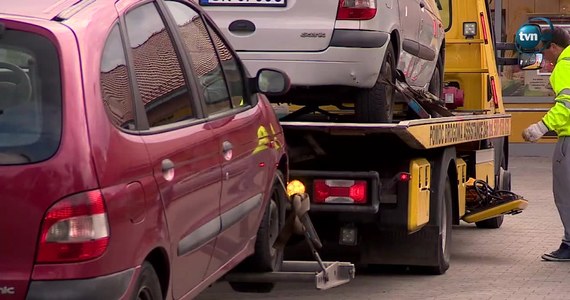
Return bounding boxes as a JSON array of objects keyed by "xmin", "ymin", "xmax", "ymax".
[{"xmin": 502, "ymin": 0, "xmax": 570, "ymax": 42}]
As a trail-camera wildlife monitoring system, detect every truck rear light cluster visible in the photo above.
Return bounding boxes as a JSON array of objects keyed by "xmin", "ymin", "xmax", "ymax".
[
  {"xmin": 36, "ymin": 190, "xmax": 110, "ymax": 263},
  {"xmin": 336, "ymin": 0, "xmax": 377, "ymax": 20},
  {"xmin": 313, "ymin": 179, "xmax": 368, "ymax": 204}
]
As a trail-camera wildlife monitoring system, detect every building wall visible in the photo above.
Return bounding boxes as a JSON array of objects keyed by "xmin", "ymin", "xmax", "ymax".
[{"xmin": 503, "ymin": 0, "xmax": 570, "ymax": 45}]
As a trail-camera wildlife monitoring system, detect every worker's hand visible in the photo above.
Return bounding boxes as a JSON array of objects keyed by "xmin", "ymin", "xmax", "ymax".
[{"xmin": 522, "ymin": 121, "xmax": 549, "ymax": 142}]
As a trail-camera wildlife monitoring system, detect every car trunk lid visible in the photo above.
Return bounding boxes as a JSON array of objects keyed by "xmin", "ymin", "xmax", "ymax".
[{"xmin": 199, "ymin": 0, "xmax": 340, "ymax": 51}]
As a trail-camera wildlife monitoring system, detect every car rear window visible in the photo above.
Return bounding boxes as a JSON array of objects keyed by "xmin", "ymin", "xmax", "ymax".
[{"xmin": 0, "ymin": 28, "xmax": 62, "ymax": 165}]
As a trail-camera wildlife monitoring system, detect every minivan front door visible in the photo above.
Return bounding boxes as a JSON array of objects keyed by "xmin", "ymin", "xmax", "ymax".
[
  {"xmin": 162, "ymin": 0, "xmax": 274, "ymax": 273},
  {"xmin": 120, "ymin": 2, "xmax": 222, "ymax": 298}
]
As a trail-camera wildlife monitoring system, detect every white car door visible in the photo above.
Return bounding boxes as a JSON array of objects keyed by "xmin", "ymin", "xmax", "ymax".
[
  {"xmin": 415, "ymin": 0, "xmax": 444, "ymax": 88},
  {"xmin": 397, "ymin": 0, "xmax": 423, "ymax": 85}
]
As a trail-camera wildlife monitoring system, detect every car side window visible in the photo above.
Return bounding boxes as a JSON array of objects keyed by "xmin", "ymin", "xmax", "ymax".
[
  {"xmin": 164, "ymin": 1, "xmax": 239, "ymax": 115},
  {"xmin": 125, "ymin": 2, "xmax": 195, "ymax": 128},
  {"xmin": 100, "ymin": 24, "xmax": 136, "ymax": 130},
  {"xmin": 205, "ymin": 21, "xmax": 247, "ymax": 109}
]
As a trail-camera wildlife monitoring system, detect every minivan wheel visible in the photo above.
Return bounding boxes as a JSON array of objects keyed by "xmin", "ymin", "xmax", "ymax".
[
  {"xmin": 249, "ymin": 170, "xmax": 286, "ymax": 271},
  {"xmin": 133, "ymin": 262, "xmax": 162, "ymax": 300},
  {"xmin": 229, "ymin": 171, "xmax": 287, "ymax": 293},
  {"xmin": 355, "ymin": 44, "xmax": 396, "ymax": 123}
]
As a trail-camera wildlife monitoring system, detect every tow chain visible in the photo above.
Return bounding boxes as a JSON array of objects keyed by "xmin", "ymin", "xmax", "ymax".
[{"xmin": 274, "ymin": 175, "xmax": 328, "ymax": 280}]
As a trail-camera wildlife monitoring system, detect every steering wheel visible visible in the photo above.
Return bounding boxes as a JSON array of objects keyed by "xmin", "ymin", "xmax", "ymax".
[{"xmin": 0, "ymin": 61, "xmax": 32, "ymax": 106}]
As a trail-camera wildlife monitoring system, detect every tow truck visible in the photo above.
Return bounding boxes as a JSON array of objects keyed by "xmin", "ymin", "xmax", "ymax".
[
  {"xmin": 269, "ymin": 0, "xmax": 531, "ymax": 274},
  {"xmin": 222, "ymin": 0, "xmax": 534, "ymax": 292}
]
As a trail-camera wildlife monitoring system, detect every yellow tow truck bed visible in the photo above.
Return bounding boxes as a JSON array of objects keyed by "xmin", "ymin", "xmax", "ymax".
[{"xmin": 281, "ymin": 113, "xmax": 511, "ymax": 149}]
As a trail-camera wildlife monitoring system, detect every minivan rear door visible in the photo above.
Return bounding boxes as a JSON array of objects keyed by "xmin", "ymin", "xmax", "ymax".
[
  {"xmin": 198, "ymin": 0, "xmax": 339, "ymax": 51},
  {"xmin": 0, "ymin": 17, "xmax": 99, "ymax": 297}
]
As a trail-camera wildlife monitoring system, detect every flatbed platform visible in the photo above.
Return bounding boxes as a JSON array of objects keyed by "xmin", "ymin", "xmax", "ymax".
[{"xmin": 280, "ymin": 113, "xmax": 511, "ymax": 149}]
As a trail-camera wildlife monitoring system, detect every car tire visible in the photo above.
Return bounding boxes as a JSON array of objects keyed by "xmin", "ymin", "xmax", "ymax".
[
  {"xmin": 355, "ymin": 44, "xmax": 397, "ymax": 123},
  {"xmin": 428, "ymin": 59, "xmax": 443, "ymax": 100},
  {"xmin": 248, "ymin": 170, "xmax": 286, "ymax": 271},
  {"xmin": 476, "ymin": 156, "xmax": 509, "ymax": 229},
  {"xmin": 423, "ymin": 174, "xmax": 453, "ymax": 275},
  {"xmin": 132, "ymin": 262, "xmax": 162, "ymax": 300},
  {"xmin": 229, "ymin": 170, "xmax": 287, "ymax": 293}
]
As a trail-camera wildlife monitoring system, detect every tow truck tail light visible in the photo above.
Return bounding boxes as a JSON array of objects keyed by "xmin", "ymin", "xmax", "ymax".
[
  {"xmin": 36, "ymin": 190, "xmax": 110, "ymax": 263},
  {"xmin": 313, "ymin": 179, "xmax": 368, "ymax": 204},
  {"xmin": 336, "ymin": 0, "xmax": 377, "ymax": 20}
]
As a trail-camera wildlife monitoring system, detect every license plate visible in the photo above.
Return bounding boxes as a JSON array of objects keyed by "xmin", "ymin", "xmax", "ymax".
[{"xmin": 199, "ymin": 0, "xmax": 286, "ymax": 7}]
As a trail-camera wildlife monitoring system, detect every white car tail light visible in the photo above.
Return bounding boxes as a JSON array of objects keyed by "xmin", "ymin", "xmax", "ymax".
[
  {"xmin": 313, "ymin": 179, "xmax": 368, "ymax": 204},
  {"xmin": 36, "ymin": 190, "xmax": 110, "ymax": 263},
  {"xmin": 337, "ymin": 0, "xmax": 377, "ymax": 20}
]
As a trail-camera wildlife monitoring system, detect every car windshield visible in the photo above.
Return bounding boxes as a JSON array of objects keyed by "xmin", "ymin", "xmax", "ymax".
[{"xmin": 0, "ymin": 27, "xmax": 62, "ymax": 165}]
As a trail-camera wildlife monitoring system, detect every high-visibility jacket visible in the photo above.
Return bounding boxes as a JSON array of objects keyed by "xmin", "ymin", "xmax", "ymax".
[{"xmin": 543, "ymin": 45, "xmax": 570, "ymax": 136}]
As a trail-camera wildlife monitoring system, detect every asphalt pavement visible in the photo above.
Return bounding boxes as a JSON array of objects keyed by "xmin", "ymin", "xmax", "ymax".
[{"xmin": 198, "ymin": 156, "xmax": 570, "ymax": 300}]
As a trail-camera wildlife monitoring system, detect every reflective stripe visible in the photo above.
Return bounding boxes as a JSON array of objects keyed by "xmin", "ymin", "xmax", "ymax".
[
  {"xmin": 555, "ymin": 99, "xmax": 570, "ymax": 109},
  {"xmin": 558, "ymin": 88, "xmax": 570, "ymax": 97}
]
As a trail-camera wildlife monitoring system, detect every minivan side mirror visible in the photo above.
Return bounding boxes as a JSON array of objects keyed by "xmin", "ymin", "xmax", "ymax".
[
  {"xmin": 519, "ymin": 53, "xmax": 543, "ymax": 71},
  {"xmin": 251, "ymin": 68, "xmax": 291, "ymax": 96}
]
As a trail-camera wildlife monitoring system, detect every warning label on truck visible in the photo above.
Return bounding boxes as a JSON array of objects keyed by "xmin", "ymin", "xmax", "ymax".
[{"xmin": 412, "ymin": 117, "xmax": 511, "ymax": 148}]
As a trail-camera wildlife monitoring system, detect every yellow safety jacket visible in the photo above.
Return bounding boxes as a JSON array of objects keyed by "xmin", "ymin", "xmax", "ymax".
[{"xmin": 543, "ymin": 45, "xmax": 570, "ymax": 136}]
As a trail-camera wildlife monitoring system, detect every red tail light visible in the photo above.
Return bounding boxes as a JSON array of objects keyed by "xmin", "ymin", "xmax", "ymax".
[
  {"xmin": 480, "ymin": 13, "xmax": 488, "ymax": 44},
  {"xmin": 36, "ymin": 190, "xmax": 110, "ymax": 263},
  {"xmin": 399, "ymin": 172, "xmax": 411, "ymax": 182},
  {"xmin": 337, "ymin": 0, "xmax": 377, "ymax": 20},
  {"xmin": 314, "ymin": 179, "xmax": 368, "ymax": 204}
]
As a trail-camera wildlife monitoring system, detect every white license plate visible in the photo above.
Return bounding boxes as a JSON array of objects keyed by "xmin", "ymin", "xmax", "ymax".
[{"xmin": 199, "ymin": 0, "xmax": 286, "ymax": 7}]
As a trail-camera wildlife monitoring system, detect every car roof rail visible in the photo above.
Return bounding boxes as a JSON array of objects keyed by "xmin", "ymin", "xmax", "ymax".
[{"xmin": 53, "ymin": 0, "xmax": 96, "ymax": 21}]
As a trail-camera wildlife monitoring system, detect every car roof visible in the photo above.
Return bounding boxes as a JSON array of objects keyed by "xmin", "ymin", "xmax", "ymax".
[{"xmin": 0, "ymin": 0, "xmax": 111, "ymax": 20}]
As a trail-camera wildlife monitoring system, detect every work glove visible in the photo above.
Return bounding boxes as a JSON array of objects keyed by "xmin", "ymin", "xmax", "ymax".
[{"xmin": 522, "ymin": 121, "xmax": 549, "ymax": 142}]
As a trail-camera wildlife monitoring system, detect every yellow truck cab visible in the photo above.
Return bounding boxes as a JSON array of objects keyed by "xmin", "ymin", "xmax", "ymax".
[{"xmin": 276, "ymin": 0, "xmax": 528, "ymax": 274}]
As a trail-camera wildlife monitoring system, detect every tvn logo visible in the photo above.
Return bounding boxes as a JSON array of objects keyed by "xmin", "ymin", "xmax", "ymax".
[
  {"xmin": 518, "ymin": 31, "xmax": 539, "ymax": 42},
  {"xmin": 514, "ymin": 17, "xmax": 553, "ymax": 53},
  {"xmin": 0, "ymin": 286, "xmax": 15, "ymax": 295}
]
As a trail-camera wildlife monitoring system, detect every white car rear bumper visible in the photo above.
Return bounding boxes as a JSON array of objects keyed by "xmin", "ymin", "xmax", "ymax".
[{"xmin": 237, "ymin": 31, "xmax": 391, "ymax": 89}]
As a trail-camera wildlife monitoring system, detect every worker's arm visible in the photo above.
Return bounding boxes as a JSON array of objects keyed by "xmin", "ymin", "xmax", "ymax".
[
  {"xmin": 543, "ymin": 60, "xmax": 570, "ymax": 132},
  {"xmin": 523, "ymin": 95, "xmax": 570, "ymax": 142},
  {"xmin": 523, "ymin": 92, "xmax": 570, "ymax": 142},
  {"xmin": 524, "ymin": 61, "xmax": 570, "ymax": 142},
  {"xmin": 543, "ymin": 99, "xmax": 570, "ymax": 132}
]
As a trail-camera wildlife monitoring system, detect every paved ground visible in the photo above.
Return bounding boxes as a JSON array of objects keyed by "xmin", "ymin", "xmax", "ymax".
[{"xmin": 197, "ymin": 156, "xmax": 570, "ymax": 300}]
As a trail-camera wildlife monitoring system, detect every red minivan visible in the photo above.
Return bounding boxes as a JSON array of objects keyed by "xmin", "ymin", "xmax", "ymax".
[{"xmin": 0, "ymin": 0, "xmax": 291, "ymax": 299}]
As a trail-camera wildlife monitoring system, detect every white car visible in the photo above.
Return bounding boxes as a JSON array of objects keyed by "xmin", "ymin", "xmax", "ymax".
[{"xmin": 199, "ymin": 0, "xmax": 445, "ymax": 122}]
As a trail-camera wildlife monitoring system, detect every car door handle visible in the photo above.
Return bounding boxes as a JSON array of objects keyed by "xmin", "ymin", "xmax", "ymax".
[
  {"xmin": 162, "ymin": 159, "xmax": 174, "ymax": 171},
  {"xmin": 223, "ymin": 141, "xmax": 233, "ymax": 152},
  {"xmin": 222, "ymin": 141, "xmax": 233, "ymax": 161},
  {"xmin": 161, "ymin": 159, "xmax": 175, "ymax": 181}
]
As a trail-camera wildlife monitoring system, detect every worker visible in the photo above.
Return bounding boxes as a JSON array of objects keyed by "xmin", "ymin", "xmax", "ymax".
[{"xmin": 522, "ymin": 27, "xmax": 570, "ymax": 261}]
